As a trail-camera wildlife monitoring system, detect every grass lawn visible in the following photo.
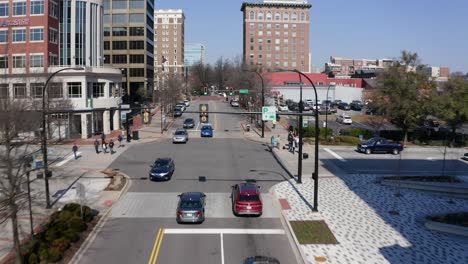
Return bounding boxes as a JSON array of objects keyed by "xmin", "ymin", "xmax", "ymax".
[
  {"xmin": 290, "ymin": 220, "xmax": 338, "ymax": 244},
  {"xmin": 382, "ymin": 176, "xmax": 462, "ymax": 183}
]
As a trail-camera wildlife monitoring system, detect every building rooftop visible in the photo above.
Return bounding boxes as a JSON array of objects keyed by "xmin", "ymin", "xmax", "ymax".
[{"xmin": 241, "ymin": 1, "xmax": 311, "ymax": 11}]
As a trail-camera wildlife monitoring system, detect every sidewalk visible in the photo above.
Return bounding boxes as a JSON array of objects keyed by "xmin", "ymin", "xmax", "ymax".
[
  {"xmin": 0, "ymin": 145, "xmax": 129, "ymax": 263},
  {"xmin": 241, "ymin": 119, "xmax": 468, "ymax": 264}
]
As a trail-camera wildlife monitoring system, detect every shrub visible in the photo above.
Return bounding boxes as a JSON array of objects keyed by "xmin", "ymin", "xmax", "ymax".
[
  {"xmin": 20, "ymin": 238, "xmax": 39, "ymax": 262},
  {"xmin": 82, "ymin": 205, "xmax": 94, "ymax": 222},
  {"xmin": 63, "ymin": 230, "xmax": 80, "ymax": 243},
  {"xmin": 52, "ymin": 238, "xmax": 70, "ymax": 252},
  {"xmin": 38, "ymin": 248, "xmax": 48, "ymax": 262},
  {"xmin": 68, "ymin": 216, "xmax": 87, "ymax": 232},
  {"xmin": 47, "ymin": 247, "xmax": 63, "ymax": 262},
  {"xmin": 332, "ymin": 136, "xmax": 361, "ymax": 145},
  {"xmin": 339, "ymin": 127, "xmax": 374, "ymax": 139},
  {"xmin": 45, "ymin": 227, "xmax": 60, "ymax": 242},
  {"xmin": 58, "ymin": 210, "xmax": 74, "ymax": 222},
  {"xmin": 302, "ymin": 127, "xmax": 333, "ymax": 139},
  {"xmin": 63, "ymin": 203, "xmax": 81, "ymax": 213},
  {"xmin": 28, "ymin": 253, "xmax": 39, "ymax": 264}
]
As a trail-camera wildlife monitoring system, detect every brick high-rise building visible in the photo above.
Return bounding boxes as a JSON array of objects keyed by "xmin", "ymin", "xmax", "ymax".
[
  {"xmin": 241, "ymin": 0, "xmax": 311, "ymax": 72},
  {"xmin": 103, "ymin": 0, "xmax": 155, "ymax": 100},
  {"xmin": 154, "ymin": 9, "xmax": 184, "ymax": 74}
]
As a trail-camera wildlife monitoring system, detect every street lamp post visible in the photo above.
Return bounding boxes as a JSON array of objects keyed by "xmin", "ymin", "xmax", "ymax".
[
  {"xmin": 297, "ymin": 74, "xmax": 303, "ymax": 184},
  {"xmin": 244, "ymin": 70, "xmax": 265, "ymax": 138},
  {"xmin": 277, "ymin": 69, "xmax": 319, "ymax": 212},
  {"xmin": 42, "ymin": 67, "xmax": 83, "ymax": 208}
]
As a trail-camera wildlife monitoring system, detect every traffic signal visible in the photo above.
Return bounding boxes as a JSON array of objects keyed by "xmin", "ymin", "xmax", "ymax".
[
  {"xmin": 203, "ymin": 87, "xmax": 208, "ymax": 95},
  {"xmin": 199, "ymin": 104, "xmax": 209, "ymax": 123},
  {"xmin": 229, "ymin": 88, "xmax": 233, "ymax": 96}
]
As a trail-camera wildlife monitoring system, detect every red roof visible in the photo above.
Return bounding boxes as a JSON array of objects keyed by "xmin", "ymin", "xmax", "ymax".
[{"xmin": 263, "ymin": 72, "xmax": 364, "ymax": 88}]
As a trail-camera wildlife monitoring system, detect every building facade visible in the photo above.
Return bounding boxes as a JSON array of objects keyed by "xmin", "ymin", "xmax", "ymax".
[
  {"xmin": 154, "ymin": 9, "xmax": 184, "ymax": 74},
  {"xmin": 0, "ymin": 0, "xmax": 123, "ymax": 139},
  {"xmin": 241, "ymin": 0, "xmax": 311, "ymax": 72},
  {"xmin": 184, "ymin": 43, "xmax": 205, "ymax": 66},
  {"xmin": 103, "ymin": 0, "xmax": 155, "ymax": 100},
  {"xmin": 325, "ymin": 56, "xmax": 395, "ymax": 77}
]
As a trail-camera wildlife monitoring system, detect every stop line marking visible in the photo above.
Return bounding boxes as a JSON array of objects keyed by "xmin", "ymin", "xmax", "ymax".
[
  {"xmin": 324, "ymin": 148, "xmax": 347, "ymax": 162},
  {"xmin": 163, "ymin": 228, "xmax": 285, "ymax": 235}
]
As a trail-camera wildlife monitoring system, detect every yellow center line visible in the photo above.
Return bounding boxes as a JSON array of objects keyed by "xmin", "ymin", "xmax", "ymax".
[{"xmin": 148, "ymin": 228, "xmax": 165, "ymax": 264}]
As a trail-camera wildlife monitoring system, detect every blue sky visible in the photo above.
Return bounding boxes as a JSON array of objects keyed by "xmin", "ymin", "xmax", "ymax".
[{"xmin": 155, "ymin": 0, "xmax": 468, "ymax": 73}]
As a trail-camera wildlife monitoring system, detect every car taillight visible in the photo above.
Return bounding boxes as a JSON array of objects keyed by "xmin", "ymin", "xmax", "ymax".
[
  {"xmin": 177, "ymin": 211, "xmax": 183, "ymax": 215},
  {"xmin": 196, "ymin": 211, "xmax": 203, "ymax": 215}
]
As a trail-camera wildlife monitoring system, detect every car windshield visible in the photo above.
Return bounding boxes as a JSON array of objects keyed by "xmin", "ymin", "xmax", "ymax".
[
  {"xmin": 239, "ymin": 195, "xmax": 260, "ymax": 202},
  {"xmin": 202, "ymin": 126, "xmax": 212, "ymax": 130},
  {"xmin": 184, "ymin": 119, "xmax": 193, "ymax": 123},
  {"xmin": 180, "ymin": 200, "xmax": 201, "ymax": 209},
  {"xmin": 175, "ymin": 131, "xmax": 186, "ymax": 135},
  {"xmin": 155, "ymin": 160, "xmax": 170, "ymax": 168}
]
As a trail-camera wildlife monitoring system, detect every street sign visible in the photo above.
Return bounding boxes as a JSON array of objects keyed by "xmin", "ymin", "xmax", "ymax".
[
  {"xmin": 262, "ymin": 106, "xmax": 276, "ymax": 121},
  {"xmin": 34, "ymin": 153, "xmax": 43, "ymax": 169},
  {"xmin": 121, "ymin": 113, "xmax": 127, "ymax": 120},
  {"xmin": 239, "ymin": 89, "xmax": 249, "ymax": 94},
  {"xmin": 120, "ymin": 104, "xmax": 131, "ymax": 114}
]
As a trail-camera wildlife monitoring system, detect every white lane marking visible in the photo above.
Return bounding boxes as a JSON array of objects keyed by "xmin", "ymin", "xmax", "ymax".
[
  {"xmin": 164, "ymin": 228, "xmax": 285, "ymax": 235},
  {"xmin": 220, "ymin": 233, "xmax": 225, "ymax": 264},
  {"xmin": 55, "ymin": 152, "xmax": 81, "ymax": 167},
  {"xmin": 196, "ymin": 122, "xmax": 200, "ymax": 130},
  {"xmin": 324, "ymin": 148, "xmax": 347, "ymax": 162}
]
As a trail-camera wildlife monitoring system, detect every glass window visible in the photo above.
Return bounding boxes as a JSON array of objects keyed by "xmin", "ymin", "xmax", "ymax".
[
  {"xmin": 67, "ymin": 82, "xmax": 82, "ymax": 98},
  {"xmin": 49, "ymin": 28, "xmax": 57, "ymax": 43},
  {"xmin": 129, "ymin": 14, "xmax": 144, "ymax": 23},
  {"xmin": 0, "ymin": 56, "xmax": 7, "ymax": 68},
  {"xmin": 266, "ymin": 24, "xmax": 271, "ymax": 29},
  {"xmin": 31, "ymin": 0, "xmax": 45, "ymax": 15},
  {"xmin": 301, "ymin": 12, "xmax": 305, "ymax": 21},
  {"xmin": 13, "ymin": 29, "xmax": 25, "ymax": 42},
  {"xmin": 30, "ymin": 28, "xmax": 44, "ymax": 41},
  {"xmin": 112, "ymin": 0, "xmax": 127, "ymax": 9},
  {"xmin": 275, "ymin": 24, "xmax": 280, "ymax": 29},
  {"xmin": 0, "ymin": 2, "xmax": 9, "ymax": 17},
  {"xmin": 104, "ymin": 14, "xmax": 110, "ymax": 24},
  {"xmin": 0, "ymin": 84, "xmax": 8, "ymax": 98},
  {"xmin": 30, "ymin": 54, "xmax": 44, "ymax": 67},
  {"xmin": 49, "ymin": 1, "xmax": 58, "ymax": 17},
  {"xmin": 104, "ymin": 55, "xmax": 110, "ymax": 63},
  {"xmin": 112, "ymin": 14, "xmax": 128, "ymax": 23},
  {"xmin": 50, "ymin": 83, "xmax": 63, "ymax": 98},
  {"xmin": 258, "ymin": 24, "xmax": 263, "ymax": 29},
  {"xmin": 130, "ymin": 27, "xmax": 144, "ymax": 36},
  {"xmin": 266, "ymin": 11, "xmax": 272, "ymax": 20},
  {"xmin": 30, "ymin": 83, "xmax": 43, "ymax": 98},
  {"xmin": 13, "ymin": 2, "xmax": 26, "ymax": 16},
  {"xmin": 284, "ymin": 24, "xmax": 289, "ymax": 29},
  {"xmin": 104, "ymin": 41, "xmax": 110, "ymax": 50},
  {"xmin": 250, "ymin": 37, "xmax": 254, "ymax": 43},
  {"xmin": 129, "ymin": 41, "xmax": 144, "ymax": 49},
  {"xmin": 284, "ymin": 12, "xmax": 289, "ymax": 21},
  {"xmin": 13, "ymin": 83, "xmax": 26, "ymax": 99},
  {"xmin": 249, "ymin": 23, "xmax": 254, "ymax": 30},
  {"xmin": 129, "ymin": 54, "xmax": 144, "ymax": 63},
  {"xmin": 112, "ymin": 27, "xmax": 127, "ymax": 36},
  {"xmin": 258, "ymin": 11, "xmax": 263, "ymax": 20},
  {"xmin": 92, "ymin": 83, "xmax": 105, "ymax": 98},
  {"xmin": 112, "ymin": 41, "xmax": 127, "ymax": 50},
  {"xmin": 249, "ymin": 11, "xmax": 254, "ymax": 20},
  {"xmin": 292, "ymin": 12, "xmax": 297, "ymax": 21},
  {"xmin": 129, "ymin": 68, "xmax": 144, "ymax": 77},
  {"xmin": 112, "ymin": 55, "xmax": 127, "ymax": 64},
  {"xmin": 130, "ymin": 0, "xmax": 144, "ymax": 9},
  {"xmin": 275, "ymin": 39, "xmax": 280, "ymax": 44},
  {"xmin": 0, "ymin": 29, "xmax": 7, "ymax": 43},
  {"xmin": 13, "ymin": 55, "xmax": 26, "ymax": 68},
  {"xmin": 275, "ymin": 11, "xmax": 280, "ymax": 20},
  {"xmin": 104, "ymin": 27, "xmax": 110, "ymax": 36}
]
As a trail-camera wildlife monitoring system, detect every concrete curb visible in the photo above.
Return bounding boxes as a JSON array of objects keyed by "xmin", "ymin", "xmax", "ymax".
[
  {"xmin": 68, "ymin": 172, "xmax": 131, "ymax": 264},
  {"xmin": 424, "ymin": 220, "xmax": 468, "ymax": 237},
  {"xmin": 270, "ymin": 185, "xmax": 308, "ymax": 264}
]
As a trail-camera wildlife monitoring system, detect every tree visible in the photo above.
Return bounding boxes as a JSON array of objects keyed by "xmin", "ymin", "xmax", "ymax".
[
  {"xmin": 0, "ymin": 97, "xmax": 41, "ymax": 264},
  {"xmin": 435, "ymin": 76, "xmax": 468, "ymax": 146},
  {"xmin": 370, "ymin": 51, "xmax": 437, "ymax": 145}
]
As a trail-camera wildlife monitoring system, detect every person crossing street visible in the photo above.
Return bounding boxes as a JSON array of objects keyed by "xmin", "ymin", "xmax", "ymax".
[
  {"xmin": 72, "ymin": 144, "xmax": 78, "ymax": 159},
  {"xmin": 109, "ymin": 139, "xmax": 115, "ymax": 154},
  {"xmin": 94, "ymin": 139, "xmax": 100, "ymax": 154}
]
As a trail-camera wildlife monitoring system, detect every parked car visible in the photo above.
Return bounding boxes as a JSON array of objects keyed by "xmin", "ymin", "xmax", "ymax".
[
  {"xmin": 184, "ymin": 99, "xmax": 190, "ymax": 107},
  {"xmin": 231, "ymin": 182, "xmax": 263, "ymax": 216},
  {"xmin": 332, "ymin": 99, "xmax": 342, "ymax": 107},
  {"xmin": 278, "ymin": 104, "xmax": 288, "ymax": 111},
  {"xmin": 244, "ymin": 256, "xmax": 280, "ymax": 264},
  {"xmin": 462, "ymin": 153, "xmax": 468, "ymax": 161},
  {"xmin": 336, "ymin": 114, "xmax": 352, "ymax": 125},
  {"xmin": 318, "ymin": 104, "xmax": 337, "ymax": 115},
  {"xmin": 301, "ymin": 102, "xmax": 311, "ymax": 111},
  {"xmin": 201, "ymin": 124, "xmax": 213, "ymax": 137},
  {"xmin": 183, "ymin": 118, "xmax": 195, "ymax": 129},
  {"xmin": 176, "ymin": 192, "xmax": 206, "ymax": 224},
  {"xmin": 350, "ymin": 101, "xmax": 363, "ymax": 111},
  {"xmin": 173, "ymin": 108, "xmax": 182, "ymax": 117},
  {"xmin": 357, "ymin": 137, "xmax": 404, "ymax": 155},
  {"xmin": 149, "ymin": 158, "xmax": 175, "ymax": 181},
  {"xmin": 176, "ymin": 103, "xmax": 186, "ymax": 112},
  {"xmin": 288, "ymin": 102, "xmax": 299, "ymax": 111},
  {"xmin": 338, "ymin": 102, "xmax": 351, "ymax": 110},
  {"xmin": 231, "ymin": 100, "xmax": 240, "ymax": 107},
  {"xmin": 172, "ymin": 128, "xmax": 189, "ymax": 143},
  {"xmin": 365, "ymin": 107, "xmax": 375, "ymax": 115}
]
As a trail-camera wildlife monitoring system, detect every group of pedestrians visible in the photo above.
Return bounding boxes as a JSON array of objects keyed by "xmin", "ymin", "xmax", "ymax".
[
  {"xmin": 93, "ymin": 133, "xmax": 123, "ymax": 155},
  {"xmin": 270, "ymin": 134, "xmax": 282, "ymax": 149}
]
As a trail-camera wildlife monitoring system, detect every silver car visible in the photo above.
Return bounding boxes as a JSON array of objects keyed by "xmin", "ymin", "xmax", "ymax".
[
  {"xmin": 176, "ymin": 192, "xmax": 206, "ymax": 224},
  {"xmin": 172, "ymin": 128, "xmax": 188, "ymax": 143}
]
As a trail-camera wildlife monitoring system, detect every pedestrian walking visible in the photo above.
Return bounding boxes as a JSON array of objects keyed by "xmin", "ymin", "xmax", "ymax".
[
  {"xmin": 270, "ymin": 135, "xmax": 276, "ymax": 148},
  {"xmin": 272, "ymin": 119, "xmax": 277, "ymax": 129},
  {"xmin": 293, "ymin": 135, "xmax": 299, "ymax": 153},
  {"xmin": 109, "ymin": 139, "xmax": 115, "ymax": 154},
  {"xmin": 94, "ymin": 139, "xmax": 100, "ymax": 154},
  {"xmin": 287, "ymin": 131, "xmax": 294, "ymax": 153},
  {"xmin": 117, "ymin": 134, "xmax": 123, "ymax": 147},
  {"xmin": 101, "ymin": 133, "xmax": 106, "ymax": 142},
  {"xmin": 72, "ymin": 144, "xmax": 78, "ymax": 159},
  {"xmin": 276, "ymin": 134, "xmax": 281, "ymax": 149},
  {"xmin": 102, "ymin": 141, "xmax": 107, "ymax": 154}
]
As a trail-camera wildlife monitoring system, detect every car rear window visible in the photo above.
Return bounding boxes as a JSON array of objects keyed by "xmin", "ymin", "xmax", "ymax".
[
  {"xmin": 202, "ymin": 126, "xmax": 212, "ymax": 130},
  {"xmin": 180, "ymin": 200, "xmax": 201, "ymax": 208},
  {"xmin": 239, "ymin": 195, "xmax": 260, "ymax": 202},
  {"xmin": 155, "ymin": 160, "xmax": 170, "ymax": 167},
  {"xmin": 175, "ymin": 131, "xmax": 186, "ymax": 135}
]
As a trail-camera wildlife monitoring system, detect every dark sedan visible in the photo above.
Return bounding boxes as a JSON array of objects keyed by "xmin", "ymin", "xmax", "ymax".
[
  {"xmin": 176, "ymin": 192, "xmax": 206, "ymax": 224},
  {"xmin": 183, "ymin": 118, "xmax": 195, "ymax": 129},
  {"xmin": 338, "ymin": 102, "xmax": 351, "ymax": 110},
  {"xmin": 149, "ymin": 158, "xmax": 175, "ymax": 181}
]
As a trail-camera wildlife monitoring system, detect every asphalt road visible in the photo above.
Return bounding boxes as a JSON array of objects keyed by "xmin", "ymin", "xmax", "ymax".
[{"xmin": 78, "ymin": 99, "xmax": 298, "ymax": 264}]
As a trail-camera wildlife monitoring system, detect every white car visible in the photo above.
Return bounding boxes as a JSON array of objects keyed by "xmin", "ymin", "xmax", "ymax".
[
  {"xmin": 336, "ymin": 114, "xmax": 352, "ymax": 125},
  {"xmin": 278, "ymin": 105, "xmax": 288, "ymax": 111},
  {"xmin": 184, "ymin": 100, "xmax": 190, "ymax": 107},
  {"xmin": 231, "ymin": 101, "xmax": 240, "ymax": 107}
]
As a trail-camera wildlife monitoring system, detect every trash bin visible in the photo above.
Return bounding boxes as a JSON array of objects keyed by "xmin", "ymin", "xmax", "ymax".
[
  {"xmin": 303, "ymin": 153, "xmax": 309, "ymax": 159},
  {"xmin": 132, "ymin": 130, "xmax": 139, "ymax": 140},
  {"xmin": 37, "ymin": 172, "xmax": 43, "ymax": 179},
  {"xmin": 246, "ymin": 124, "xmax": 250, "ymax": 132}
]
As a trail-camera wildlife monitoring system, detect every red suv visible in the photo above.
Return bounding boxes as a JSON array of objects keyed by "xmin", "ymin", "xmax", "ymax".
[{"xmin": 231, "ymin": 183, "xmax": 262, "ymax": 216}]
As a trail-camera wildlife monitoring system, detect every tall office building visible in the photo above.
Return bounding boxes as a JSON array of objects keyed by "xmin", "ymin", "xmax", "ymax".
[
  {"xmin": 184, "ymin": 43, "xmax": 205, "ymax": 66},
  {"xmin": 154, "ymin": 9, "xmax": 184, "ymax": 74},
  {"xmin": 241, "ymin": 0, "xmax": 311, "ymax": 72},
  {"xmin": 103, "ymin": 0, "xmax": 155, "ymax": 100}
]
